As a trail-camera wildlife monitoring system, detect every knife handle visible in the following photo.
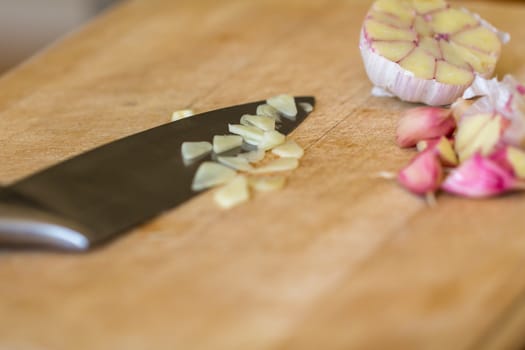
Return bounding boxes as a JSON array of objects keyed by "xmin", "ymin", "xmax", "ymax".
[{"xmin": 0, "ymin": 188, "xmax": 91, "ymax": 251}]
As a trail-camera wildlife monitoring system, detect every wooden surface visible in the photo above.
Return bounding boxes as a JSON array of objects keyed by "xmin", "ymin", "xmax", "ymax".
[{"xmin": 1, "ymin": 0, "xmax": 525, "ymax": 349}]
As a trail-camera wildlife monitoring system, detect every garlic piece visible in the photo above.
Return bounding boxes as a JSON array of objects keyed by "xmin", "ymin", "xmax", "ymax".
[
  {"xmin": 228, "ymin": 124, "xmax": 264, "ymax": 145},
  {"xmin": 181, "ymin": 141, "xmax": 212, "ymax": 160},
  {"xmin": 256, "ymin": 104, "xmax": 281, "ymax": 120},
  {"xmin": 398, "ymin": 150, "xmax": 443, "ymax": 195},
  {"xmin": 238, "ymin": 149, "xmax": 266, "ymax": 163},
  {"xmin": 396, "ymin": 107, "xmax": 455, "ymax": 148},
  {"xmin": 251, "ymin": 158, "xmax": 299, "ymax": 174},
  {"xmin": 455, "ymin": 113, "xmax": 508, "ymax": 162},
  {"xmin": 214, "ymin": 175, "xmax": 249, "ymax": 209},
  {"xmin": 257, "ymin": 130, "xmax": 286, "ymax": 150},
  {"xmin": 240, "ymin": 114, "xmax": 276, "ymax": 131},
  {"xmin": 171, "ymin": 109, "xmax": 194, "ymax": 121},
  {"xmin": 299, "ymin": 102, "xmax": 314, "ymax": 113},
  {"xmin": 266, "ymin": 94, "xmax": 297, "ymax": 119},
  {"xmin": 361, "ymin": 0, "xmax": 507, "ymax": 105},
  {"xmin": 462, "ymin": 75, "xmax": 525, "ymax": 146},
  {"xmin": 490, "ymin": 146, "xmax": 525, "ymax": 179},
  {"xmin": 442, "ymin": 153, "xmax": 519, "ymax": 198},
  {"xmin": 192, "ymin": 162, "xmax": 237, "ymax": 191},
  {"xmin": 213, "ymin": 135, "xmax": 243, "ymax": 154},
  {"xmin": 217, "ymin": 156, "xmax": 254, "ymax": 172},
  {"xmin": 272, "ymin": 140, "xmax": 304, "ymax": 159},
  {"xmin": 249, "ymin": 176, "xmax": 286, "ymax": 192}
]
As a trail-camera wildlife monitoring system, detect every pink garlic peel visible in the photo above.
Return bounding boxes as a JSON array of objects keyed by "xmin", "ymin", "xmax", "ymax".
[
  {"xmin": 442, "ymin": 153, "xmax": 520, "ymax": 198},
  {"xmin": 398, "ymin": 150, "xmax": 443, "ymax": 196},
  {"xmin": 360, "ymin": 0, "xmax": 509, "ymax": 106},
  {"xmin": 396, "ymin": 107, "xmax": 455, "ymax": 148},
  {"xmin": 462, "ymin": 75, "xmax": 525, "ymax": 146}
]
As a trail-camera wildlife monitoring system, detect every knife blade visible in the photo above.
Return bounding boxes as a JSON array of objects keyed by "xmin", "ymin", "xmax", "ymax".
[{"xmin": 0, "ymin": 96, "xmax": 315, "ymax": 251}]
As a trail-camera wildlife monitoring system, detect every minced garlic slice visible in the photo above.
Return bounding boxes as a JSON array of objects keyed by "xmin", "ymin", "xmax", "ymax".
[
  {"xmin": 256, "ymin": 104, "xmax": 281, "ymax": 120},
  {"xmin": 217, "ymin": 156, "xmax": 254, "ymax": 171},
  {"xmin": 258, "ymin": 130, "xmax": 286, "ymax": 150},
  {"xmin": 192, "ymin": 161, "xmax": 236, "ymax": 191},
  {"xmin": 213, "ymin": 135, "xmax": 243, "ymax": 154},
  {"xmin": 267, "ymin": 94, "xmax": 297, "ymax": 119},
  {"xmin": 249, "ymin": 176, "xmax": 286, "ymax": 192},
  {"xmin": 214, "ymin": 175, "xmax": 249, "ymax": 209},
  {"xmin": 240, "ymin": 114, "xmax": 276, "ymax": 131},
  {"xmin": 271, "ymin": 140, "xmax": 304, "ymax": 158},
  {"xmin": 171, "ymin": 109, "xmax": 194, "ymax": 121},
  {"xmin": 181, "ymin": 141, "xmax": 212, "ymax": 160},
  {"xmin": 238, "ymin": 149, "xmax": 266, "ymax": 163},
  {"xmin": 299, "ymin": 102, "xmax": 313, "ymax": 113},
  {"xmin": 250, "ymin": 157, "xmax": 299, "ymax": 174},
  {"xmin": 228, "ymin": 124, "xmax": 264, "ymax": 145}
]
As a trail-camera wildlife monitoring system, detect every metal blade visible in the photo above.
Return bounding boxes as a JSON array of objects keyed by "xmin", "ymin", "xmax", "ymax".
[{"xmin": 0, "ymin": 96, "xmax": 315, "ymax": 250}]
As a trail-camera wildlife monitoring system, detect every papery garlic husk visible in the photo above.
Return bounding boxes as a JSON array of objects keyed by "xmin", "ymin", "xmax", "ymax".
[
  {"xmin": 462, "ymin": 75, "xmax": 525, "ymax": 146},
  {"xmin": 398, "ymin": 150, "xmax": 443, "ymax": 195},
  {"xmin": 397, "ymin": 107, "xmax": 455, "ymax": 148},
  {"xmin": 454, "ymin": 113, "xmax": 509, "ymax": 162},
  {"xmin": 442, "ymin": 153, "xmax": 521, "ymax": 198},
  {"xmin": 360, "ymin": 0, "xmax": 508, "ymax": 106}
]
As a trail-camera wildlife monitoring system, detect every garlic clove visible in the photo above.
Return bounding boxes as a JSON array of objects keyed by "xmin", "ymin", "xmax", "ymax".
[
  {"xmin": 455, "ymin": 113, "xmax": 508, "ymax": 162},
  {"xmin": 442, "ymin": 153, "xmax": 519, "ymax": 198},
  {"xmin": 256, "ymin": 104, "xmax": 281, "ymax": 120},
  {"xmin": 228, "ymin": 124, "xmax": 264, "ymax": 144},
  {"xmin": 434, "ymin": 137, "xmax": 459, "ymax": 167},
  {"xmin": 250, "ymin": 158, "xmax": 299, "ymax": 174},
  {"xmin": 266, "ymin": 94, "xmax": 297, "ymax": 119},
  {"xmin": 361, "ymin": 0, "xmax": 507, "ymax": 105},
  {"xmin": 271, "ymin": 140, "xmax": 304, "ymax": 159},
  {"xmin": 396, "ymin": 107, "xmax": 456, "ymax": 148},
  {"xmin": 217, "ymin": 156, "xmax": 254, "ymax": 172},
  {"xmin": 490, "ymin": 146, "xmax": 525, "ymax": 179},
  {"xmin": 192, "ymin": 162, "xmax": 237, "ymax": 191},
  {"xmin": 257, "ymin": 130, "xmax": 286, "ymax": 150},
  {"xmin": 213, "ymin": 135, "xmax": 243, "ymax": 154},
  {"xmin": 249, "ymin": 176, "xmax": 286, "ymax": 192},
  {"xmin": 213, "ymin": 175, "xmax": 249, "ymax": 209},
  {"xmin": 240, "ymin": 114, "xmax": 276, "ymax": 131},
  {"xmin": 238, "ymin": 149, "xmax": 266, "ymax": 163},
  {"xmin": 398, "ymin": 150, "xmax": 443, "ymax": 196},
  {"xmin": 171, "ymin": 109, "xmax": 194, "ymax": 122},
  {"xmin": 181, "ymin": 141, "xmax": 212, "ymax": 160},
  {"xmin": 298, "ymin": 102, "xmax": 314, "ymax": 113}
]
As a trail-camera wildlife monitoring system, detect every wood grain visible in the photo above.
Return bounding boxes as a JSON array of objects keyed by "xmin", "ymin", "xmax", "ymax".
[{"xmin": 1, "ymin": 0, "xmax": 525, "ymax": 349}]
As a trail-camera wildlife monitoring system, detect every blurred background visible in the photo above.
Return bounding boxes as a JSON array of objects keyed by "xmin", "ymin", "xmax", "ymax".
[{"xmin": 0, "ymin": 0, "xmax": 120, "ymax": 74}]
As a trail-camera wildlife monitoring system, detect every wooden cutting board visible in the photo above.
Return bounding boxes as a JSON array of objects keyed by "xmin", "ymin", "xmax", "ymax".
[{"xmin": 1, "ymin": 0, "xmax": 525, "ymax": 349}]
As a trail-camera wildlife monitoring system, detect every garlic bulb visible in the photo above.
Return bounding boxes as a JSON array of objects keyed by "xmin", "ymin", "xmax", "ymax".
[{"xmin": 360, "ymin": 0, "xmax": 509, "ymax": 106}]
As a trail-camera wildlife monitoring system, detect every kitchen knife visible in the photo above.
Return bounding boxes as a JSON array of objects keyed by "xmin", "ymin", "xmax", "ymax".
[{"xmin": 0, "ymin": 96, "xmax": 315, "ymax": 251}]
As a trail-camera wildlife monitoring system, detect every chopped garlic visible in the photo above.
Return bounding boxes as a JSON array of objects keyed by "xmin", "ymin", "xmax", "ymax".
[
  {"xmin": 181, "ymin": 141, "xmax": 212, "ymax": 160},
  {"xmin": 258, "ymin": 130, "xmax": 286, "ymax": 150},
  {"xmin": 298, "ymin": 102, "xmax": 313, "ymax": 113},
  {"xmin": 192, "ymin": 162, "xmax": 236, "ymax": 191},
  {"xmin": 271, "ymin": 140, "xmax": 304, "ymax": 158},
  {"xmin": 228, "ymin": 124, "xmax": 264, "ymax": 144},
  {"xmin": 217, "ymin": 156, "xmax": 254, "ymax": 171},
  {"xmin": 256, "ymin": 104, "xmax": 281, "ymax": 120},
  {"xmin": 238, "ymin": 149, "xmax": 266, "ymax": 163},
  {"xmin": 249, "ymin": 176, "xmax": 286, "ymax": 192},
  {"xmin": 213, "ymin": 135, "xmax": 243, "ymax": 154},
  {"xmin": 214, "ymin": 175, "xmax": 249, "ymax": 209},
  {"xmin": 267, "ymin": 94, "xmax": 297, "ymax": 119},
  {"xmin": 240, "ymin": 114, "xmax": 276, "ymax": 131},
  {"xmin": 251, "ymin": 158, "xmax": 299, "ymax": 174},
  {"xmin": 171, "ymin": 109, "xmax": 194, "ymax": 121}
]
